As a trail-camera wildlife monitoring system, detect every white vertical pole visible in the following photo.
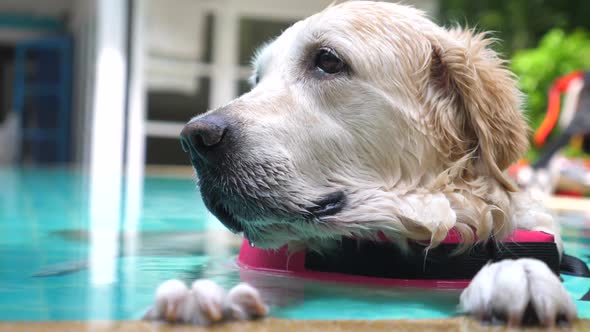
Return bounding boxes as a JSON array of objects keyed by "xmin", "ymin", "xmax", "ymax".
[
  {"xmin": 121, "ymin": 0, "xmax": 146, "ymax": 312},
  {"xmin": 124, "ymin": 0, "xmax": 146, "ymax": 233},
  {"xmin": 209, "ymin": 1, "xmax": 238, "ymax": 109},
  {"xmin": 87, "ymin": 0, "xmax": 127, "ymax": 287},
  {"xmin": 88, "ymin": 1, "xmax": 127, "ymax": 182}
]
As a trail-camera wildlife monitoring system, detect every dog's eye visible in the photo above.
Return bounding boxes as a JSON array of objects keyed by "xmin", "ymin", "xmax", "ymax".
[{"xmin": 314, "ymin": 48, "xmax": 346, "ymax": 74}]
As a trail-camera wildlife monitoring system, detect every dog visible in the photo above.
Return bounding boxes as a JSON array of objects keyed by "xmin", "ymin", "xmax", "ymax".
[{"xmin": 144, "ymin": 1, "xmax": 577, "ymax": 327}]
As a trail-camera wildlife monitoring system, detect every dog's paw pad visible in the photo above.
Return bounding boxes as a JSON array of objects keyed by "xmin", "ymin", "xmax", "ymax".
[
  {"xmin": 224, "ymin": 283, "xmax": 268, "ymax": 320},
  {"xmin": 460, "ymin": 259, "xmax": 577, "ymax": 327}
]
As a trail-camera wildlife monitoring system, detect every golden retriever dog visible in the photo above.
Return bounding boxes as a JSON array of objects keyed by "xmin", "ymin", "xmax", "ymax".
[{"xmin": 145, "ymin": 1, "xmax": 577, "ymax": 327}]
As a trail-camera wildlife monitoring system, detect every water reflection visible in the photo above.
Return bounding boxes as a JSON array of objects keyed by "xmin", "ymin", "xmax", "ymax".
[{"xmin": 2, "ymin": 168, "xmax": 589, "ymax": 320}]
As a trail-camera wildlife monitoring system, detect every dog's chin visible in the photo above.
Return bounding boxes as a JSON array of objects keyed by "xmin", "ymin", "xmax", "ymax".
[
  {"xmin": 242, "ymin": 230, "xmax": 291, "ymax": 249},
  {"xmin": 201, "ymin": 185, "xmax": 348, "ymax": 248},
  {"xmin": 205, "ymin": 201, "xmax": 290, "ymax": 248},
  {"xmin": 206, "ymin": 202, "xmax": 244, "ymax": 234},
  {"xmin": 204, "ymin": 198, "xmax": 292, "ymax": 245}
]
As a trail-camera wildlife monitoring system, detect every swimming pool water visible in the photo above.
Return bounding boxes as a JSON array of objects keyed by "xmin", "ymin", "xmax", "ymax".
[{"xmin": 0, "ymin": 168, "xmax": 589, "ymax": 321}]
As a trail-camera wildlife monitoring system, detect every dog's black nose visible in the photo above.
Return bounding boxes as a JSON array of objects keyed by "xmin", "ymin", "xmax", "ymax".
[{"xmin": 180, "ymin": 114, "xmax": 228, "ymax": 156}]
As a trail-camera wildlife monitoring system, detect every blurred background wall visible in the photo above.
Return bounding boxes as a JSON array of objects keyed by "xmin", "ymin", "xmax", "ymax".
[
  {"xmin": 0, "ymin": 0, "xmax": 588, "ymax": 175},
  {"xmin": 139, "ymin": 0, "xmax": 438, "ymax": 167}
]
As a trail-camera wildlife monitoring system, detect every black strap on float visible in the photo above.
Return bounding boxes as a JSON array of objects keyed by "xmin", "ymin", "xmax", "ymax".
[
  {"xmin": 304, "ymin": 238, "xmax": 590, "ymax": 280},
  {"xmin": 560, "ymin": 254, "xmax": 590, "ymax": 277},
  {"xmin": 560, "ymin": 254, "xmax": 590, "ymax": 302}
]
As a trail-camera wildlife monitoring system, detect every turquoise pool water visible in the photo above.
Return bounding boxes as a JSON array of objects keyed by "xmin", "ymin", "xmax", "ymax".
[{"xmin": 0, "ymin": 168, "xmax": 588, "ymax": 321}]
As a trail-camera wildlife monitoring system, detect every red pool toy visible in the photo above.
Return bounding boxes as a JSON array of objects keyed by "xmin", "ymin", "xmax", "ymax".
[{"xmin": 238, "ymin": 230, "xmax": 558, "ymax": 289}]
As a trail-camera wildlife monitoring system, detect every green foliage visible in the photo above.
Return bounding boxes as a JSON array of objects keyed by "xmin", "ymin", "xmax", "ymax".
[
  {"xmin": 510, "ymin": 29, "xmax": 590, "ymax": 159},
  {"xmin": 511, "ymin": 29, "xmax": 590, "ymax": 129},
  {"xmin": 440, "ymin": 1, "xmax": 590, "ymax": 160},
  {"xmin": 439, "ymin": 0, "xmax": 590, "ymax": 57}
]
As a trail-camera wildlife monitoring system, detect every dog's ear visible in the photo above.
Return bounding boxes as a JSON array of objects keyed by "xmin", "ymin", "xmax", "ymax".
[{"xmin": 423, "ymin": 28, "xmax": 528, "ymax": 191}]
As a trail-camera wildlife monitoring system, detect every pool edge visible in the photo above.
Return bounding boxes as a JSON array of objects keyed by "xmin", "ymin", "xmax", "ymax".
[{"xmin": 0, "ymin": 318, "xmax": 587, "ymax": 332}]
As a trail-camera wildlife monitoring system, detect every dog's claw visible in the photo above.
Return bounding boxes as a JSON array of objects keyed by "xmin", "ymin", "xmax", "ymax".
[
  {"xmin": 190, "ymin": 279, "xmax": 225, "ymax": 324},
  {"xmin": 224, "ymin": 283, "xmax": 269, "ymax": 320}
]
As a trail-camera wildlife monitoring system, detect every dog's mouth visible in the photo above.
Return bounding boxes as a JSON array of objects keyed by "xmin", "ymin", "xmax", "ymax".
[{"xmin": 203, "ymin": 189, "xmax": 347, "ymax": 238}]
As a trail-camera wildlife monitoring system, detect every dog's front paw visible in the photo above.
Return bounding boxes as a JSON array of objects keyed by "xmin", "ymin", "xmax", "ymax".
[
  {"xmin": 143, "ymin": 279, "xmax": 268, "ymax": 325},
  {"xmin": 460, "ymin": 258, "xmax": 577, "ymax": 327},
  {"xmin": 143, "ymin": 279, "xmax": 225, "ymax": 325}
]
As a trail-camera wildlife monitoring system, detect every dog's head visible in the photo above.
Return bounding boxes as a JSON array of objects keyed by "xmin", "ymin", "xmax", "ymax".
[{"xmin": 180, "ymin": 1, "xmax": 528, "ymax": 249}]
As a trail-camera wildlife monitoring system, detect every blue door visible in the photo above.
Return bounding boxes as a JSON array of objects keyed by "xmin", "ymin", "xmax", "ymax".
[{"xmin": 13, "ymin": 36, "xmax": 72, "ymax": 164}]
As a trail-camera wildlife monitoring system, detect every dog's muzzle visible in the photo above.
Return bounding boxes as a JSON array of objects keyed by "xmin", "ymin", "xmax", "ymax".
[
  {"xmin": 179, "ymin": 112, "xmax": 347, "ymax": 238},
  {"xmin": 180, "ymin": 113, "xmax": 246, "ymax": 232}
]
